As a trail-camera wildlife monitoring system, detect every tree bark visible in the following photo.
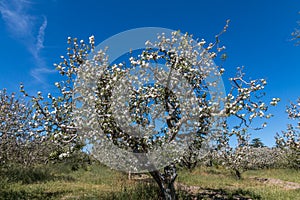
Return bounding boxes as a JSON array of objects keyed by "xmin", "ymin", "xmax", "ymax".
[
  {"xmin": 149, "ymin": 163, "xmax": 177, "ymax": 200},
  {"xmin": 234, "ymin": 169, "xmax": 242, "ymax": 180}
]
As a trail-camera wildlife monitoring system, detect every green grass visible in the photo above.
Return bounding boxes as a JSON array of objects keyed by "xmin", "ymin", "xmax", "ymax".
[
  {"xmin": 0, "ymin": 163, "xmax": 125, "ymax": 199},
  {"xmin": 0, "ymin": 163, "xmax": 299, "ymax": 200},
  {"xmin": 244, "ymin": 168, "xmax": 300, "ymax": 183},
  {"xmin": 177, "ymin": 166, "xmax": 300, "ymax": 200}
]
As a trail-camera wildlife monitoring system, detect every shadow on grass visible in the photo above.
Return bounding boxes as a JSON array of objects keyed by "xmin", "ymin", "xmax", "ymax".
[
  {"xmin": 99, "ymin": 181, "xmax": 261, "ymax": 200},
  {"xmin": 0, "ymin": 164, "xmax": 75, "ymax": 184},
  {"xmin": 0, "ymin": 189, "xmax": 66, "ymax": 200},
  {"xmin": 101, "ymin": 182, "xmax": 160, "ymax": 200},
  {"xmin": 178, "ymin": 188, "xmax": 261, "ymax": 200}
]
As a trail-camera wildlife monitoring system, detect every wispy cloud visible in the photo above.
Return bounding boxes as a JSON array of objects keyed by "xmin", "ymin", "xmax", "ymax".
[
  {"xmin": 0, "ymin": 0, "xmax": 54, "ymax": 83},
  {"xmin": 0, "ymin": 0, "xmax": 33, "ymax": 39},
  {"xmin": 36, "ymin": 16, "xmax": 47, "ymax": 54}
]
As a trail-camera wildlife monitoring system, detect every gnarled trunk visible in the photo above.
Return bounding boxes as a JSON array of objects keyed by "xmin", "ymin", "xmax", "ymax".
[{"xmin": 149, "ymin": 163, "xmax": 177, "ymax": 200}]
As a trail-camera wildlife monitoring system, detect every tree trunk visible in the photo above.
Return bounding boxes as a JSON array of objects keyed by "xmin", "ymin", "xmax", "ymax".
[
  {"xmin": 149, "ymin": 163, "xmax": 177, "ymax": 200},
  {"xmin": 234, "ymin": 169, "xmax": 242, "ymax": 180}
]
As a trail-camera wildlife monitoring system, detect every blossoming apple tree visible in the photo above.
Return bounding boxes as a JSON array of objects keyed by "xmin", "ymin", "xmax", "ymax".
[
  {"xmin": 0, "ymin": 89, "xmax": 50, "ymax": 167},
  {"xmin": 23, "ymin": 24, "xmax": 279, "ymax": 199},
  {"xmin": 276, "ymin": 98, "xmax": 300, "ymax": 169}
]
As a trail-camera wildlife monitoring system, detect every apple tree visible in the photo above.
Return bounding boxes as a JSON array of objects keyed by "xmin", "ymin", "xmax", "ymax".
[
  {"xmin": 276, "ymin": 98, "xmax": 300, "ymax": 169},
  {"xmin": 0, "ymin": 89, "xmax": 49, "ymax": 167},
  {"xmin": 24, "ymin": 25, "xmax": 279, "ymax": 199}
]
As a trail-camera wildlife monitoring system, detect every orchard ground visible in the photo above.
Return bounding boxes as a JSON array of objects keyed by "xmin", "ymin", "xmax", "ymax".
[{"xmin": 1, "ymin": 162, "xmax": 299, "ymax": 200}]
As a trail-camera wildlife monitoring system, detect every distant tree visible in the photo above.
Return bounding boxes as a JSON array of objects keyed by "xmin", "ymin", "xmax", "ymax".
[
  {"xmin": 215, "ymin": 143, "xmax": 285, "ymax": 179},
  {"xmin": 250, "ymin": 138, "xmax": 265, "ymax": 148},
  {"xmin": 246, "ymin": 147, "xmax": 286, "ymax": 169},
  {"xmin": 0, "ymin": 89, "xmax": 49, "ymax": 167},
  {"xmin": 217, "ymin": 135, "xmax": 252, "ymax": 179},
  {"xmin": 276, "ymin": 98, "xmax": 300, "ymax": 169}
]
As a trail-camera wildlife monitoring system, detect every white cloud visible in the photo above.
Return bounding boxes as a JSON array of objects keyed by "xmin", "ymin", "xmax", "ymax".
[
  {"xmin": 0, "ymin": 0, "xmax": 33, "ymax": 39},
  {"xmin": 35, "ymin": 16, "xmax": 47, "ymax": 54},
  {"xmin": 31, "ymin": 66, "xmax": 56, "ymax": 83},
  {"xmin": 0, "ymin": 0, "xmax": 54, "ymax": 83}
]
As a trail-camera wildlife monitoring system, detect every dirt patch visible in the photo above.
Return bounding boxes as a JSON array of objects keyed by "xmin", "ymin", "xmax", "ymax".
[
  {"xmin": 251, "ymin": 177, "xmax": 300, "ymax": 190},
  {"xmin": 175, "ymin": 182, "xmax": 256, "ymax": 200}
]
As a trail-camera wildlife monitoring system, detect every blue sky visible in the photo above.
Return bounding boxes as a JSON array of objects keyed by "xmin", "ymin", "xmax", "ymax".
[{"xmin": 0, "ymin": 0, "xmax": 299, "ymax": 146}]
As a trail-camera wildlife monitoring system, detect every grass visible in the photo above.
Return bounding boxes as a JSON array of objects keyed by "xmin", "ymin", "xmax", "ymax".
[
  {"xmin": 177, "ymin": 166, "xmax": 300, "ymax": 200},
  {"xmin": 244, "ymin": 168, "xmax": 300, "ymax": 183},
  {"xmin": 0, "ymin": 163, "xmax": 299, "ymax": 200},
  {"xmin": 0, "ymin": 163, "xmax": 124, "ymax": 199}
]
